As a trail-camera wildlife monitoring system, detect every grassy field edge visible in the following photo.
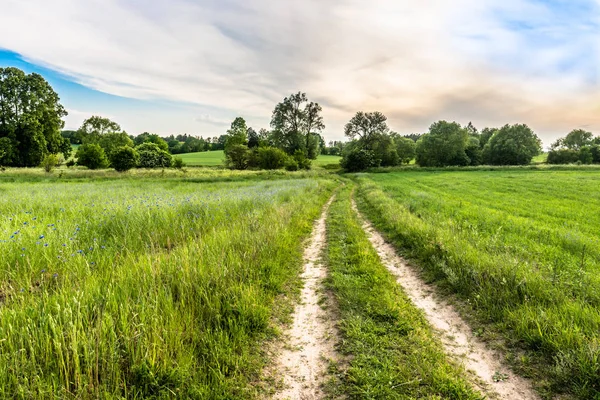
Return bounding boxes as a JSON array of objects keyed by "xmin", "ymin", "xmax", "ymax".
[{"xmin": 353, "ymin": 176, "xmax": 599, "ymax": 399}]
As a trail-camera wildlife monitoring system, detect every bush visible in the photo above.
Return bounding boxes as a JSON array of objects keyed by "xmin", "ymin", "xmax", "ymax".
[
  {"xmin": 136, "ymin": 143, "xmax": 172, "ymax": 168},
  {"xmin": 173, "ymin": 157, "xmax": 185, "ymax": 169},
  {"xmin": 256, "ymin": 147, "xmax": 288, "ymax": 170},
  {"xmin": 292, "ymin": 150, "xmax": 311, "ymax": 170},
  {"xmin": 285, "ymin": 158, "xmax": 299, "ymax": 171},
  {"xmin": 41, "ymin": 154, "xmax": 59, "ymax": 173},
  {"xmin": 111, "ymin": 146, "xmax": 140, "ymax": 172},
  {"xmin": 66, "ymin": 159, "xmax": 76, "ymax": 168},
  {"xmin": 547, "ymin": 149, "xmax": 580, "ymax": 164},
  {"xmin": 483, "ymin": 124, "xmax": 541, "ymax": 165},
  {"xmin": 75, "ymin": 144, "xmax": 109, "ymax": 170},
  {"xmin": 341, "ymin": 148, "xmax": 376, "ymax": 172},
  {"xmin": 225, "ymin": 144, "xmax": 250, "ymax": 170},
  {"xmin": 579, "ymin": 147, "xmax": 593, "ymax": 164}
]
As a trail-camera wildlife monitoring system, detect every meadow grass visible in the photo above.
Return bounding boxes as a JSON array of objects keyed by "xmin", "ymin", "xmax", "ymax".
[
  {"xmin": 354, "ymin": 169, "xmax": 600, "ymax": 399},
  {"xmin": 324, "ymin": 185, "xmax": 481, "ymax": 399},
  {"xmin": 175, "ymin": 150, "xmax": 340, "ymax": 168},
  {"xmin": 0, "ymin": 172, "xmax": 337, "ymax": 398}
]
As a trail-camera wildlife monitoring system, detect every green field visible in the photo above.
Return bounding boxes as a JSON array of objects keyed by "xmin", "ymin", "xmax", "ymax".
[
  {"xmin": 176, "ymin": 150, "xmax": 340, "ymax": 167},
  {"xmin": 2, "ymin": 166, "xmax": 600, "ymax": 399},
  {"xmin": 0, "ymin": 170, "xmax": 335, "ymax": 398},
  {"xmin": 177, "ymin": 150, "xmax": 225, "ymax": 166},
  {"xmin": 355, "ymin": 169, "xmax": 600, "ymax": 398}
]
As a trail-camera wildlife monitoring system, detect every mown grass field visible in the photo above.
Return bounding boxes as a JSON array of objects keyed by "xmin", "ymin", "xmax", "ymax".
[
  {"xmin": 177, "ymin": 150, "xmax": 225, "ymax": 166},
  {"xmin": 355, "ymin": 169, "xmax": 600, "ymax": 399},
  {"xmin": 0, "ymin": 170, "xmax": 336, "ymax": 398},
  {"xmin": 176, "ymin": 150, "xmax": 341, "ymax": 167}
]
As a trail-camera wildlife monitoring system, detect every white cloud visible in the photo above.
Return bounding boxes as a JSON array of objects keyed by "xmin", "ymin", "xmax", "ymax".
[{"xmin": 0, "ymin": 0, "xmax": 599, "ymax": 144}]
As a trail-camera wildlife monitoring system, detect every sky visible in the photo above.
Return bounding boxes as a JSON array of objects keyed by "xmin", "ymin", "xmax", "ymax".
[{"xmin": 0, "ymin": 0, "xmax": 599, "ymax": 147}]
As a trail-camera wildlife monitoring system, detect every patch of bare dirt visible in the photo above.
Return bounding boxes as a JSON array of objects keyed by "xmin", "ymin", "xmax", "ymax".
[
  {"xmin": 273, "ymin": 196, "xmax": 339, "ymax": 400},
  {"xmin": 351, "ymin": 198, "xmax": 539, "ymax": 400}
]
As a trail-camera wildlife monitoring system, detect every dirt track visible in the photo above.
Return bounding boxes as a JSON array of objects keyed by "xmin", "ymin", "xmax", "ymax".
[
  {"xmin": 351, "ymin": 197, "xmax": 539, "ymax": 400},
  {"xmin": 273, "ymin": 196, "xmax": 338, "ymax": 400}
]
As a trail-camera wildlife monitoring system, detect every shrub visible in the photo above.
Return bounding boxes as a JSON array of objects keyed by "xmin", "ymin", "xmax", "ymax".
[
  {"xmin": 292, "ymin": 150, "xmax": 311, "ymax": 170},
  {"xmin": 75, "ymin": 144, "xmax": 109, "ymax": 170},
  {"xmin": 256, "ymin": 147, "xmax": 288, "ymax": 170},
  {"xmin": 547, "ymin": 149, "xmax": 580, "ymax": 164},
  {"xmin": 225, "ymin": 144, "xmax": 250, "ymax": 170},
  {"xmin": 66, "ymin": 159, "xmax": 76, "ymax": 168},
  {"xmin": 285, "ymin": 158, "xmax": 299, "ymax": 171},
  {"xmin": 136, "ymin": 143, "xmax": 172, "ymax": 168},
  {"xmin": 41, "ymin": 154, "xmax": 59, "ymax": 173},
  {"xmin": 341, "ymin": 148, "xmax": 376, "ymax": 172},
  {"xmin": 111, "ymin": 146, "xmax": 140, "ymax": 172},
  {"xmin": 173, "ymin": 157, "xmax": 185, "ymax": 169}
]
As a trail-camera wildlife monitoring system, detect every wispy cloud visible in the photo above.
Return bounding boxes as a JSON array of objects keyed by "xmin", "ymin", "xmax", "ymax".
[{"xmin": 0, "ymin": 0, "xmax": 598, "ymax": 144}]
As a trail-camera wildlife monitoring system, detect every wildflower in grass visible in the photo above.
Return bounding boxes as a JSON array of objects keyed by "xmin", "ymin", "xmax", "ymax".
[
  {"xmin": 53, "ymin": 273, "xmax": 58, "ymax": 279},
  {"xmin": 39, "ymin": 235, "xmax": 44, "ymax": 239},
  {"xmin": 41, "ymin": 269, "xmax": 46, "ymax": 273}
]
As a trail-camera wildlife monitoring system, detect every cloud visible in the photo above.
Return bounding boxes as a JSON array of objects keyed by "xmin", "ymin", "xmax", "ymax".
[
  {"xmin": 195, "ymin": 114, "xmax": 231, "ymax": 127},
  {"xmin": 0, "ymin": 0, "xmax": 599, "ymax": 144}
]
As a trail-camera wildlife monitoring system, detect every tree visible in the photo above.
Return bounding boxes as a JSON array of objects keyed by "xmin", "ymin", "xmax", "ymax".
[
  {"xmin": 225, "ymin": 144, "xmax": 250, "ymax": 170},
  {"xmin": 479, "ymin": 127, "xmax": 498, "ymax": 149},
  {"xmin": 416, "ymin": 121, "xmax": 470, "ymax": 167},
  {"xmin": 61, "ymin": 130, "xmax": 82, "ymax": 144},
  {"xmin": 483, "ymin": 124, "xmax": 541, "ymax": 165},
  {"xmin": 247, "ymin": 127, "xmax": 260, "ymax": 148},
  {"xmin": 270, "ymin": 92, "xmax": 324, "ymax": 158},
  {"xmin": 552, "ymin": 129, "xmax": 594, "ymax": 150},
  {"xmin": 394, "ymin": 136, "xmax": 416, "ymax": 164},
  {"xmin": 225, "ymin": 117, "xmax": 248, "ymax": 149},
  {"xmin": 341, "ymin": 144, "xmax": 376, "ymax": 172},
  {"xmin": 99, "ymin": 132, "xmax": 134, "ymax": 160},
  {"xmin": 136, "ymin": 142, "xmax": 172, "ymax": 168},
  {"xmin": 133, "ymin": 132, "xmax": 169, "ymax": 151},
  {"xmin": 111, "ymin": 146, "xmax": 139, "ymax": 172},
  {"xmin": 465, "ymin": 136, "xmax": 483, "ymax": 166},
  {"xmin": 0, "ymin": 67, "xmax": 70, "ymax": 166},
  {"xmin": 344, "ymin": 112, "xmax": 389, "ymax": 146},
  {"xmin": 76, "ymin": 144, "xmax": 109, "ymax": 169},
  {"xmin": 77, "ymin": 116, "xmax": 121, "ymax": 143}
]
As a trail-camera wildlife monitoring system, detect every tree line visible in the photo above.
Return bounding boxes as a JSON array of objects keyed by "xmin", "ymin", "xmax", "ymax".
[
  {"xmin": 2, "ymin": 67, "xmax": 596, "ymax": 172},
  {"xmin": 546, "ymin": 129, "xmax": 600, "ymax": 165},
  {"xmin": 340, "ymin": 114, "xmax": 543, "ymax": 171}
]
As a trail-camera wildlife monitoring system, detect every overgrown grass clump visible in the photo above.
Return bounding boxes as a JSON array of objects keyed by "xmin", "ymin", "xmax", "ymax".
[
  {"xmin": 355, "ymin": 169, "xmax": 600, "ymax": 399},
  {"xmin": 324, "ymin": 186, "xmax": 480, "ymax": 399},
  {"xmin": 0, "ymin": 173, "xmax": 336, "ymax": 398}
]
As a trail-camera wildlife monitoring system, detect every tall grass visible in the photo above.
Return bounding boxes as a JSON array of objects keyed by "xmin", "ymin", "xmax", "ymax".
[
  {"xmin": 355, "ymin": 169, "xmax": 600, "ymax": 399},
  {"xmin": 0, "ymin": 174, "xmax": 336, "ymax": 398},
  {"xmin": 324, "ymin": 185, "xmax": 480, "ymax": 399}
]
